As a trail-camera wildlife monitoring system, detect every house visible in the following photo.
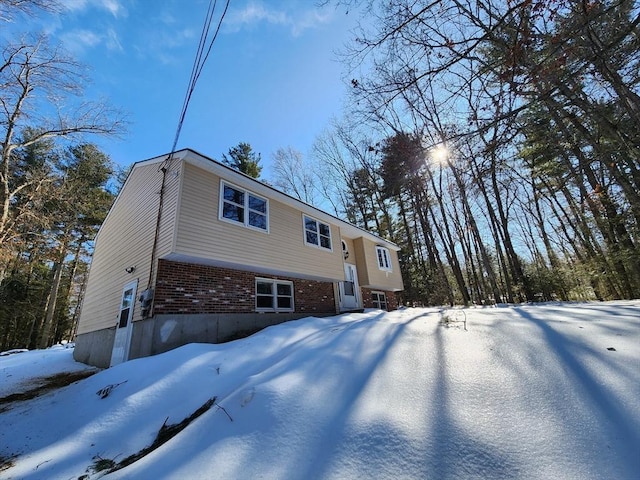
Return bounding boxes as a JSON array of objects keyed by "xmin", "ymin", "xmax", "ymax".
[{"xmin": 73, "ymin": 149, "xmax": 404, "ymax": 368}]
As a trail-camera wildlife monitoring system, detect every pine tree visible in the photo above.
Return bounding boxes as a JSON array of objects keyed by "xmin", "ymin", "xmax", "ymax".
[{"xmin": 221, "ymin": 142, "xmax": 262, "ymax": 178}]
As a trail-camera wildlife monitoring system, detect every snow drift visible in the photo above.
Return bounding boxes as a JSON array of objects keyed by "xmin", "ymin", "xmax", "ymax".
[{"xmin": 1, "ymin": 302, "xmax": 639, "ymax": 479}]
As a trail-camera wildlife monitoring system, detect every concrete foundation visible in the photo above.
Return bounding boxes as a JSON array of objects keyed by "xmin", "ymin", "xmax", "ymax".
[
  {"xmin": 74, "ymin": 312, "xmax": 331, "ymax": 367},
  {"xmin": 73, "ymin": 327, "xmax": 116, "ymax": 369}
]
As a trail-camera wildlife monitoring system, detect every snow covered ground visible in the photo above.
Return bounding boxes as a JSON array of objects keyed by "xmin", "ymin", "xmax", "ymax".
[{"xmin": 1, "ymin": 302, "xmax": 639, "ymax": 480}]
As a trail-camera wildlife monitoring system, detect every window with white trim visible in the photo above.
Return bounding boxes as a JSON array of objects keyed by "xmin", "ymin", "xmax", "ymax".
[
  {"xmin": 220, "ymin": 181, "xmax": 268, "ymax": 231},
  {"xmin": 376, "ymin": 246, "xmax": 392, "ymax": 271},
  {"xmin": 371, "ymin": 291, "xmax": 388, "ymax": 310},
  {"xmin": 303, "ymin": 215, "xmax": 332, "ymax": 250},
  {"xmin": 255, "ymin": 278, "xmax": 294, "ymax": 312}
]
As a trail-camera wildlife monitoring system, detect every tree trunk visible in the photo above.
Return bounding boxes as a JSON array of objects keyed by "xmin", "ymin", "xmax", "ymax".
[
  {"xmin": 39, "ymin": 247, "xmax": 66, "ymax": 349},
  {"xmin": 426, "ymin": 166, "xmax": 471, "ymax": 305}
]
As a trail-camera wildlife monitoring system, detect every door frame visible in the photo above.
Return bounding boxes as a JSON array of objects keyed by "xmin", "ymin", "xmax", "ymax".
[
  {"xmin": 110, "ymin": 279, "xmax": 138, "ymax": 367},
  {"xmin": 339, "ymin": 262, "xmax": 361, "ymax": 311}
]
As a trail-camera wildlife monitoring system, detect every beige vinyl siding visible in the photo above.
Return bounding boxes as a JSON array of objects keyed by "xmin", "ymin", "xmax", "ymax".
[
  {"xmin": 174, "ymin": 163, "xmax": 345, "ymax": 281},
  {"xmin": 341, "ymin": 237, "xmax": 355, "ymax": 262},
  {"xmin": 77, "ymin": 162, "xmax": 180, "ymax": 335},
  {"xmin": 352, "ymin": 237, "xmax": 369, "ymax": 286},
  {"xmin": 353, "ymin": 236, "xmax": 404, "ymax": 291}
]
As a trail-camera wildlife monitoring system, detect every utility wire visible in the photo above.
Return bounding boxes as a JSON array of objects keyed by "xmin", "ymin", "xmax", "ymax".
[
  {"xmin": 166, "ymin": 0, "xmax": 231, "ymax": 166},
  {"xmin": 147, "ymin": 0, "xmax": 231, "ymax": 295}
]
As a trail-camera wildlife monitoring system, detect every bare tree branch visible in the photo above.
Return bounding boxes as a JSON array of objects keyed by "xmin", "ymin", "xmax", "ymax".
[
  {"xmin": 0, "ymin": 0, "xmax": 60, "ymax": 22},
  {"xmin": 0, "ymin": 33, "xmax": 126, "ymax": 246}
]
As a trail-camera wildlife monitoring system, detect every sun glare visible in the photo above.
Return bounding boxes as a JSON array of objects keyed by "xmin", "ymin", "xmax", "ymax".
[{"xmin": 429, "ymin": 145, "xmax": 450, "ymax": 166}]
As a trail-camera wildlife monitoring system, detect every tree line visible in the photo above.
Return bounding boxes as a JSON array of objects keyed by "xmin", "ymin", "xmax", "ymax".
[
  {"xmin": 274, "ymin": 0, "xmax": 640, "ymax": 305},
  {"xmin": 0, "ymin": 1, "xmax": 123, "ymax": 351}
]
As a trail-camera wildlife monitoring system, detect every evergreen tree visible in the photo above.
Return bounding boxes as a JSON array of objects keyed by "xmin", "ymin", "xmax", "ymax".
[
  {"xmin": 37, "ymin": 144, "xmax": 114, "ymax": 348},
  {"xmin": 0, "ymin": 142, "xmax": 115, "ymax": 350},
  {"xmin": 221, "ymin": 142, "xmax": 262, "ymax": 178}
]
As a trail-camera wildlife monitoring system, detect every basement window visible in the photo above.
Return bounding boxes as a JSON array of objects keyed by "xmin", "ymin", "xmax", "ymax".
[
  {"xmin": 256, "ymin": 278, "xmax": 294, "ymax": 312},
  {"xmin": 371, "ymin": 291, "xmax": 388, "ymax": 310}
]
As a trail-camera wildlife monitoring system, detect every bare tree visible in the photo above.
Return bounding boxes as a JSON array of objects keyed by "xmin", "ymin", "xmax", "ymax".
[
  {"xmin": 322, "ymin": 0, "xmax": 640, "ymax": 301},
  {"xmin": 0, "ymin": 34, "xmax": 125, "ymax": 249},
  {"xmin": 272, "ymin": 146, "xmax": 318, "ymax": 205},
  {"xmin": 0, "ymin": 0, "xmax": 59, "ymax": 22},
  {"xmin": 311, "ymin": 128, "xmax": 355, "ymax": 216}
]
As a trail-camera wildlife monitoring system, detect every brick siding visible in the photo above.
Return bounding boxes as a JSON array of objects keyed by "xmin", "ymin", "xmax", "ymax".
[
  {"xmin": 361, "ymin": 287, "xmax": 399, "ymax": 311},
  {"xmin": 154, "ymin": 259, "xmax": 336, "ymax": 315}
]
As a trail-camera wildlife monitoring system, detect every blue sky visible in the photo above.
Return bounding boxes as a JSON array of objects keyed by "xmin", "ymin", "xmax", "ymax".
[{"xmin": 11, "ymin": 0, "xmax": 357, "ymax": 175}]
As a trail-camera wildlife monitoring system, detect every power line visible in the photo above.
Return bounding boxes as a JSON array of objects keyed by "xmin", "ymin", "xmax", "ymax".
[
  {"xmin": 166, "ymin": 0, "xmax": 231, "ymax": 167},
  {"xmin": 147, "ymin": 0, "xmax": 231, "ymax": 295}
]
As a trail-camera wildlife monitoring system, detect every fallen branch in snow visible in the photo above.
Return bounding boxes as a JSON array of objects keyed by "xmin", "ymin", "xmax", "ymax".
[
  {"xmin": 152, "ymin": 396, "xmax": 218, "ymax": 449},
  {"xmin": 215, "ymin": 401, "xmax": 233, "ymax": 422},
  {"xmin": 91, "ymin": 395, "xmax": 218, "ymax": 476},
  {"xmin": 96, "ymin": 380, "xmax": 128, "ymax": 399},
  {"xmin": 87, "ymin": 454, "xmax": 116, "ymax": 474},
  {"xmin": 35, "ymin": 459, "xmax": 51, "ymax": 470},
  {"xmin": 0, "ymin": 455, "xmax": 16, "ymax": 473}
]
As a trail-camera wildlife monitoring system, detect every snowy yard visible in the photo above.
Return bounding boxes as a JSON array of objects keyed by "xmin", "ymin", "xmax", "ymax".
[{"xmin": 1, "ymin": 301, "xmax": 639, "ymax": 479}]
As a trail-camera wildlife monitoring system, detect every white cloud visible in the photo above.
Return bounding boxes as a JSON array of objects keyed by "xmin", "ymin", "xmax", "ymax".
[
  {"xmin": 100, "ymin": 0, "xmax": 124, "ymax": 18},
  {"xmin": 58, "ymin": 27, "xmax": 124, "ymax": 55},
  {"xmin": 62, "ymin": 0, "xmax": 126, "ymax": 18},
  {"xmin": 157, "ymin": 10, "xmax": 177, "ymax": 26},
  {"xmin": 59, "ymin": 29, "xmax": 101, "ymax": 53},
  {"xmin": 105, "ymin": 27, "xmax": 123, "ymax": 52},
  {"xmin": 234, "ymin": 3, "xmax": 288, "ymax": 26},
  {"xmin": 55, "ymin": 0, "xmax": 126, "ymax": 55},
  {"xmin": 135, "ymin": 28, "xmax": 197, "ymax": 65},
  {"xmin": 61, "ymin": 0, "xmax": 89, "ymax": 11},
  {"xmin": 225, "ymin": 1, "xmax": 332, "ymax": 37},
  {"xmin": 290, "ymin": 9, "xmax": 332, "ymax": 37}
]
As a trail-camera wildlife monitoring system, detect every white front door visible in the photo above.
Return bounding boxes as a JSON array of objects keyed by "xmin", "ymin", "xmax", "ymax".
[
  {"xmin": 110, "ymin": 280, "xmax": 138, "ymax": 367},
  {"xmin": 339, "ymin": 263, "xmax": 361, "ymax": 311}
]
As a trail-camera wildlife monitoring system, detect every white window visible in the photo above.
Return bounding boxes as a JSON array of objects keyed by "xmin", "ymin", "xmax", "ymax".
[
  {"xmin": 220, "ymin": 181, "xmax": 268, "ymax": 231},
  {"xmin": 376, "ymin": 246, "xmax": 392, "ymax": 271},
  {"xmin": 371, "ymin": 291, "xmax": 388, "ymax": 310},
  {"xmin": 303, "ymin": 215, "xmax": 332, "ymax": 250},
  {"xmin": 255, "ymin": 278, "xmax": 294, "ymax": 312}
]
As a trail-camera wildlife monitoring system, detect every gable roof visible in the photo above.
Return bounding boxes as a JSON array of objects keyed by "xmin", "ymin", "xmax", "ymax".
[{"xmin": 121, "ymin": 148, "xmax": 400, "ymax": 251}]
